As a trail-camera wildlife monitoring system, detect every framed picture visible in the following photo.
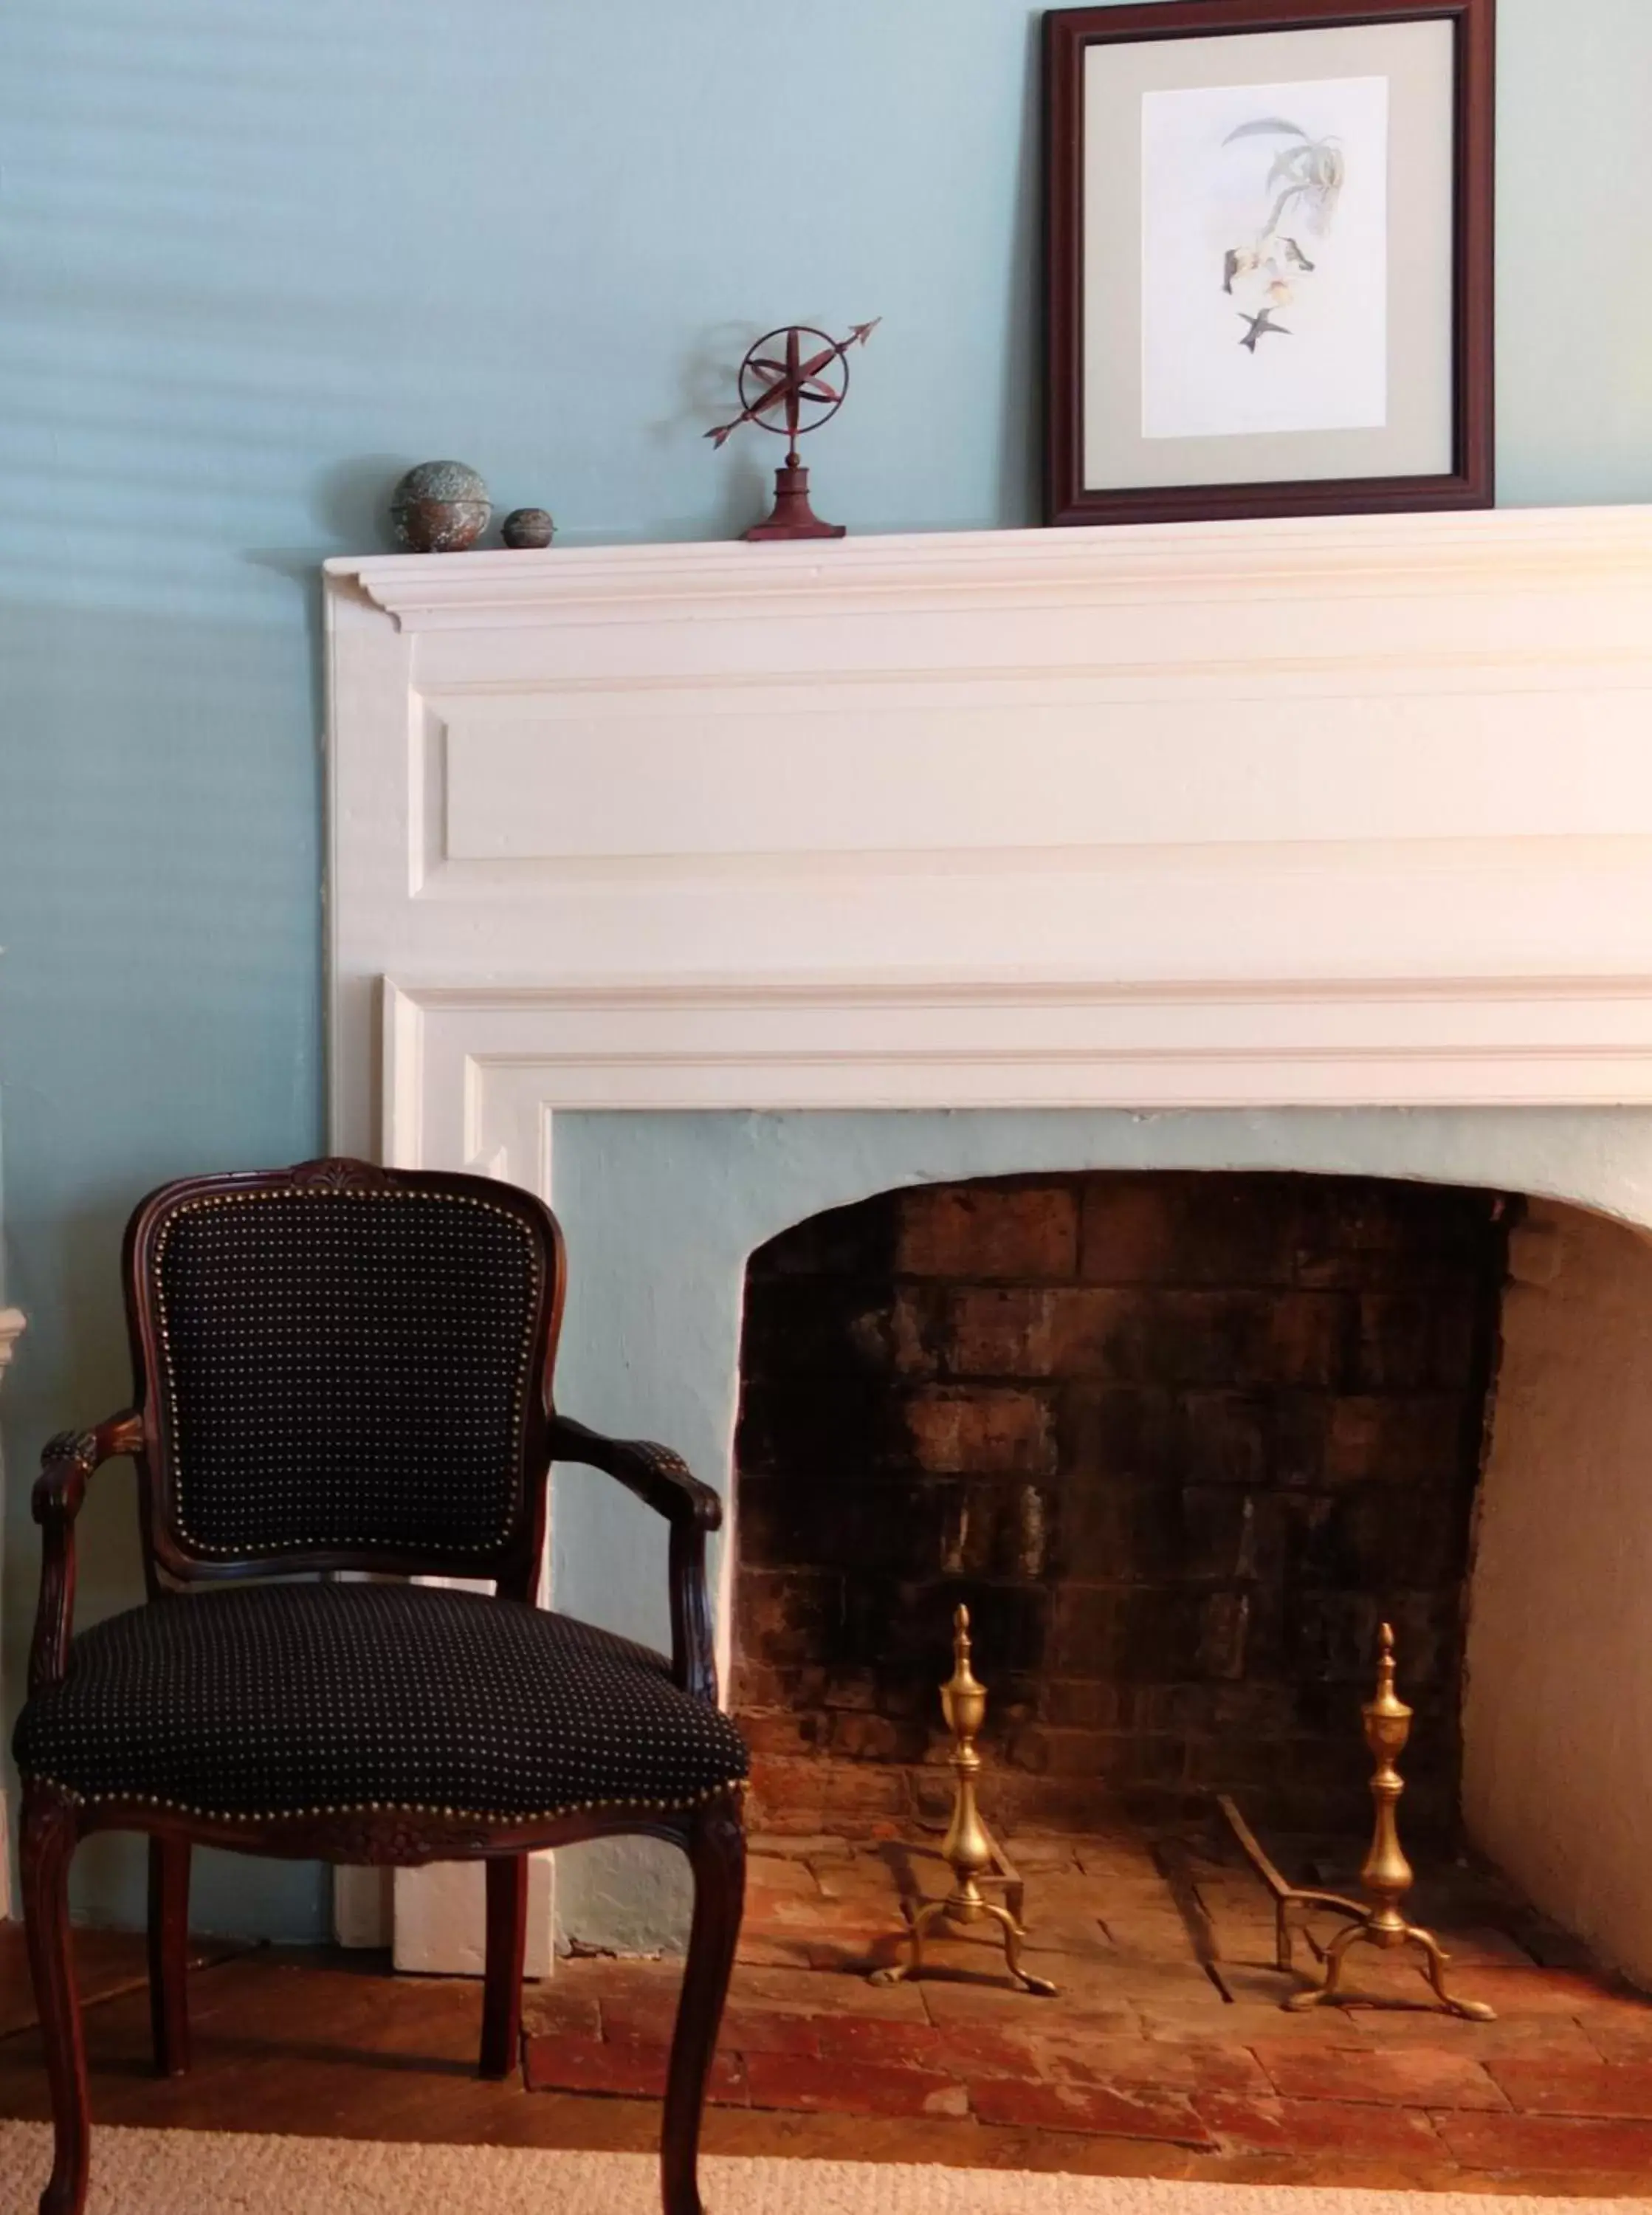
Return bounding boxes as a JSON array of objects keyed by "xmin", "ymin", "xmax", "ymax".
[{"xmin": 1044, "ymin": 0, "xmax": 1494, "ymax": 526}]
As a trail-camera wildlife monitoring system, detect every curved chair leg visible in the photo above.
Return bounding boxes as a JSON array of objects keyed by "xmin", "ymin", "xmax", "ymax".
[
  {"xmin": 147, "ymin": 1837, "xmax": 192, "ymax": 2078},
  {"xmin": 479, "ymin": 1854, "xmax": 529, "ymax": 2081},
  {"xmin": 21, "ymin": 1784, "xmax": 89, "ymax": 2215},
  {"xmin": 661, "ymin": 1799, "xmax": 746, "ymax": 2215}
]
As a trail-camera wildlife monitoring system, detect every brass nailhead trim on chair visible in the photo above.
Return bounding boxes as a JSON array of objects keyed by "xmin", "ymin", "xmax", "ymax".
[{"xmin": 26, "ymin": 1775, "xmax": 749, "ymax": 1828}]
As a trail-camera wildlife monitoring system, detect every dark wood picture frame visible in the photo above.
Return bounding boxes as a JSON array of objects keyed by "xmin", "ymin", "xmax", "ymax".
[{"xmin": 1044, "ymin": 0, "xmax": 1494, "ymax": 526}]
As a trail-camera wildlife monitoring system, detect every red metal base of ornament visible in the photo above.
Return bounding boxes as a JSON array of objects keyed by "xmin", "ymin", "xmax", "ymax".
[{"xmin": 743, "ymin": 456, "xmax": 846, "ymax": 541}]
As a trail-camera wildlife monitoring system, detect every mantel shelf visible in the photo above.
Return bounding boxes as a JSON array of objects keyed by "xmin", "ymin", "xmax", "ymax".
[{"xmin": 328, "ymin": 504, "xmax": 1652, "ymax": 632}]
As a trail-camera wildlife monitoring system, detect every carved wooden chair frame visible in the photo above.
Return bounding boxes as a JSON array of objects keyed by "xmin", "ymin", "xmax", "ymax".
[{"xmin": 20, "ymin": 1158, "xmax": 744, "ymax": 2215}]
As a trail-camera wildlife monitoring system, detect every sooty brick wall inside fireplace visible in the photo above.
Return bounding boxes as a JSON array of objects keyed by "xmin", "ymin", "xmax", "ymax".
[{"xmin": 732, "ymin": 1171, "xmax": 1509, "ymax": 1841}]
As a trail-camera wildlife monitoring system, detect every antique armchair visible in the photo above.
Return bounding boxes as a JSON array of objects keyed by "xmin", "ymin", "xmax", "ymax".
[{"xmin": 13, "ymin": 1158, "xmax": 748, "ymax": 2215}]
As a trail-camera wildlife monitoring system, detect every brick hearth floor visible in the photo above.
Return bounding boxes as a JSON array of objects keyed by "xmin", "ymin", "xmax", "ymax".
[
  {"xmin": 523, "ymin": 1819, "xmax": 1652, "ymax": 2191},
  {"xmin": 1, "ymin": 1821, "xmax": 1649, "ymax": 2193}
]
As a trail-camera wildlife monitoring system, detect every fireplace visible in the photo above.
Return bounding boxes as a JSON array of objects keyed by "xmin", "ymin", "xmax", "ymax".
[
  {"xmin": 326, "ymin": 506, "xmax": 1652, "ymax": 1977},
  {"xmin": 733, "ymin": 1169, "xmax": 1506, "ymax": 1844}
]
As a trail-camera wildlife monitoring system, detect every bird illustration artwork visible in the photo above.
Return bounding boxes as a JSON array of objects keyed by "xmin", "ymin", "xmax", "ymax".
[
  {"xmin": 1219, "ymin": 117, "xmax": 1343, "ymax": 352},
  {"xmin": 1239, "ymin": 307, "xmax": 1291, "ymax": 352}
]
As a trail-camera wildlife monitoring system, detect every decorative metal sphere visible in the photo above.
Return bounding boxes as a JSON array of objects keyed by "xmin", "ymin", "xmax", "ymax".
[
  {"xmin": 390, "ymin": 461, "xmax": 490, "ymax": 554},
  {"xmin": 502, "ymin": 506, "xmax": 555, "ymax": 550},
  {"xmin": 738, "ymin": 327, "xmax": 853, "ymax": 439}
]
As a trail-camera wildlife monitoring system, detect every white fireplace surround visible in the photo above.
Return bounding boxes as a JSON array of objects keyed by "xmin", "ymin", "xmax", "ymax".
[{"xmin": 326, "ymin": 508, "xmax": 1652, "ymax": 1977}]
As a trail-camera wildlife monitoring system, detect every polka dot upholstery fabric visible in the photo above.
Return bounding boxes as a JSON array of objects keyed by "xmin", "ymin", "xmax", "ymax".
[
  {"xmin": 14, "ymin": 1582, "xmax": 749, "ymax": 1821},
  {"xmin": 151, "ymin": 1188, "xmax": 542, "ymax": 1559}
]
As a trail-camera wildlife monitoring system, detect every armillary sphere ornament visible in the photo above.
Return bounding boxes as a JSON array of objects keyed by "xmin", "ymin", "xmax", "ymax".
[{"xmin": 707, "ymin": 319, "xmax": 880, "ymax": 541}]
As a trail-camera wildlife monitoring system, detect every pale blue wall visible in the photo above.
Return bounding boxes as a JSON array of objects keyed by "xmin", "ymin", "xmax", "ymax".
[{"xmin": 0, "ymin": 0, "xmax": 1649, "ymax": 1940}]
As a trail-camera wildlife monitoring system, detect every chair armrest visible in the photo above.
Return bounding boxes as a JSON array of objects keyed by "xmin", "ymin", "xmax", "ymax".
[
  {"xmin": 550, "ymin": 1415, "xmax": 721, "ymax": 1704},
  {"xmin": 549, "ymin": 1415, "xmax": 721, "ymax": 1531},
  {"xmin": 30, "ymin": 1413, "xmax": 142, "ymax": 1694}
]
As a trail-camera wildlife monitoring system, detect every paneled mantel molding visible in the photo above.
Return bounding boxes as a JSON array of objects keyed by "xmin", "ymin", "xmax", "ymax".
[
  {"xmin": 0, "ymin": 1308, "xmax": 25, "ymax": 1382},
  {"xmin": 327, "ymin": 505, "xmax": 1652, "ymax": 1165},
  {"xmin": 382, "ymin": 975, "xmax": 1652, "ymax": 1179}
]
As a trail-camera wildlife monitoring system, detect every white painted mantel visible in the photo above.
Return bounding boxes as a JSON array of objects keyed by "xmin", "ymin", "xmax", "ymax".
[
  {"xmin": 328, "ymin": 506, "xmax": 1652, "ymax": 1167},
  {"xmin": 326, "ymin": 508, "xmax": 1652, "ymax": 1975}
]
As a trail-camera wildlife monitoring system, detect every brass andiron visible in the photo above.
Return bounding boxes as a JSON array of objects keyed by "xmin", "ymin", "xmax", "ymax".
[
  {"xmin": 871, "ymin": 1606, "xmax": 1056, "ymax": 1996},
  {"xmin": 1284, "ymin": 1623, "xmax": 1495, "ymax": 2020}
]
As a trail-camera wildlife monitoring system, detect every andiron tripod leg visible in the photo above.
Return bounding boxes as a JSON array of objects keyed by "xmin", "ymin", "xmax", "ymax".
[
  {"xmin": 1285, "ymin": 1915, "xmax": 1369, "ymax": 2010},
  {"xmin": 978, "ymin": 1899, "xmax": 1058, "ymax": 1999},
  {"xmin": 1408, "ymin": 1923, "xmax": 1496, "ymax": 2021},
  {"xmin": 870, "ymin": 1896, "xmax": 950, "ymax": 1987}
]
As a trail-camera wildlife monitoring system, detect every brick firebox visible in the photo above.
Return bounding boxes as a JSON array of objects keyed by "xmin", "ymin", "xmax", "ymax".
[{"xmin": 733, "ymin": 1172, "xmax": 1510, "ymax": 1841}]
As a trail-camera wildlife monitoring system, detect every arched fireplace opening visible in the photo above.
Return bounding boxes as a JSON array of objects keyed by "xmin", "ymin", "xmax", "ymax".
[{"xmin": 732, "ymin": 1170, "xmax": 1510, "ymax": 1848}]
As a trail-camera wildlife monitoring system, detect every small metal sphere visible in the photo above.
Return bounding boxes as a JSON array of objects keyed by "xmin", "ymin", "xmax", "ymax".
[
  {"xmin": 390, "ymin": 460, "xmax": 490, "ymax": 554},
  {"xmin": 502, "ymin": 506, "xmax": 555, "ymax": 550}
]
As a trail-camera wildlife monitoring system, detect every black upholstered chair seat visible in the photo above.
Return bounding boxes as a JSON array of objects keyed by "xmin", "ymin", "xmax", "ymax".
[{"xmin": 16, "ymin": 1580, "xmax": 748, "ymax": 1824}]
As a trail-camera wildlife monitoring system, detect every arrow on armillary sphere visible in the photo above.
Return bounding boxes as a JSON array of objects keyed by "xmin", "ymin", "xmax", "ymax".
[{"xmin": 707, "ymin": 319, "xmax": 880, "ymax": 541}]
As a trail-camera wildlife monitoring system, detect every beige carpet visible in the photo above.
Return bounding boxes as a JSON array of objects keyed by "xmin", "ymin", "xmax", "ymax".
[{"xmin": 0, "ymin": 2124, "xmax": 1644, "ymax": 2214}]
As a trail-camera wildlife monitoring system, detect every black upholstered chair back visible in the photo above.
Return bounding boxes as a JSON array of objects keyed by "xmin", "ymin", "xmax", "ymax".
[{"xmin": 123, "ymin": 1161, "xmax": 565, "ymax": 1587}]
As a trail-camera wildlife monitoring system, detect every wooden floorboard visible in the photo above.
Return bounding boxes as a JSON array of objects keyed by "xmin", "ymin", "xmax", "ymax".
[{"xmin": 0, "ymin": 1920, "xmax": 243, "ymax": 2042}]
